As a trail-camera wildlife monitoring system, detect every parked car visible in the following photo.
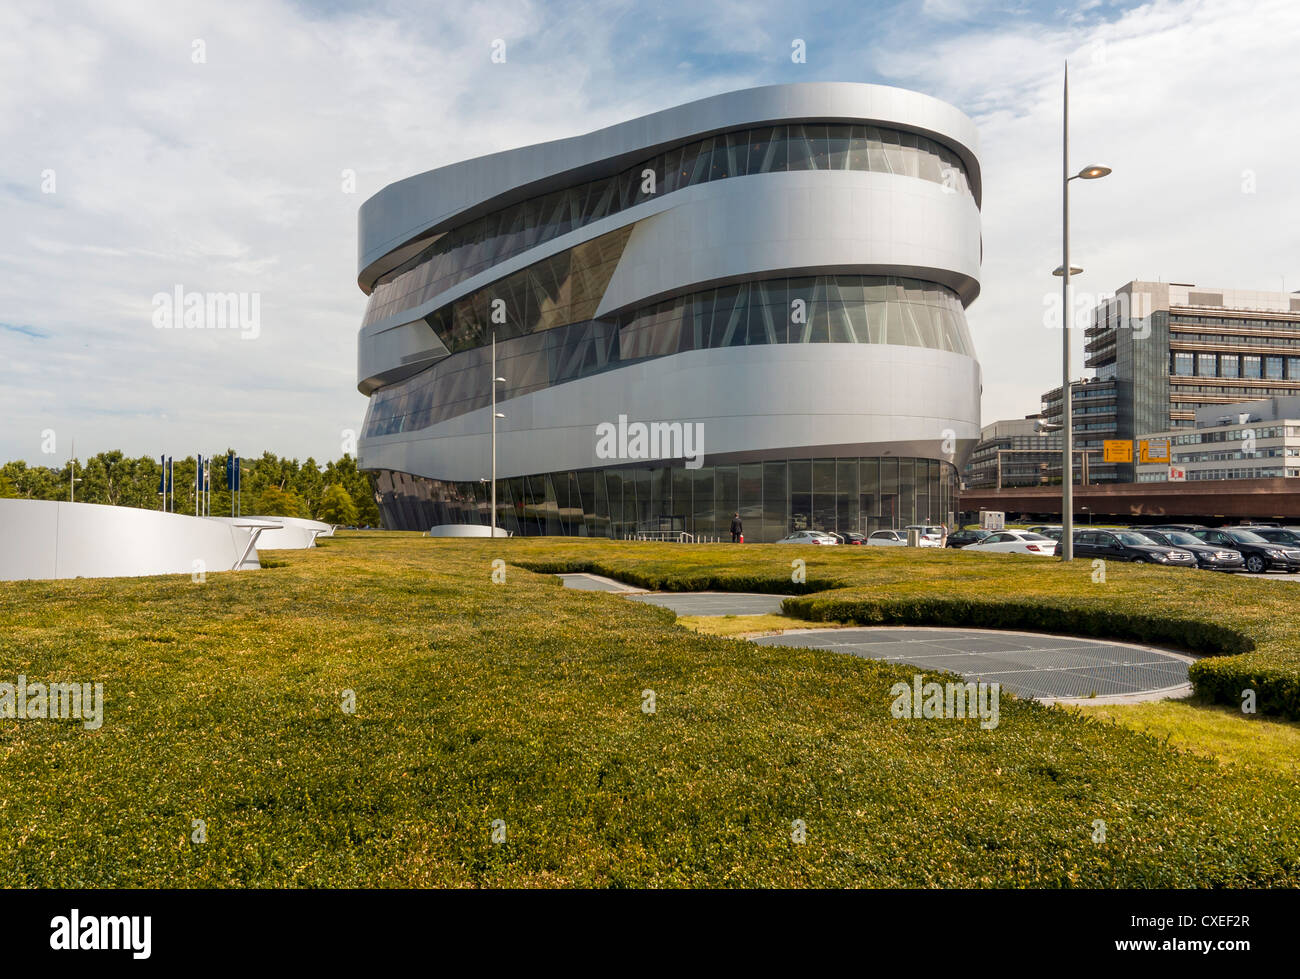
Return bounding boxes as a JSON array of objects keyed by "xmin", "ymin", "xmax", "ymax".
[
  {"xmin": 776, "ymin": 530, "xmax": 839, "ymax": 545},
  {"xmin": 1072, "ymin": 529, "xmax": 1198, "ymax": 566},
  {"xmin": 1133, "ymin": 528, "xmax": 1245, "ymax": 572},
  {"xmin": 904, "ymin": 524, "xmax": 946, "ymax": 547},
  {"xmin": 840, "ymin": 532, "xmax": 867, "ymax": 545},
  {"xmin": 946, "ymin": 528, "xmax": 992, "ymax": 549},
  {"xmin": 1189, "ymin": 527, "xmax": 1300, "ymax": 573},
  {"xmin": 1238, "ymin": 525, "xmax": 1300, "ymax": 548},
  {"xmin": 866, "ymin": 530, "xmax": 908, "ymax": 547},
  {"xmin": 1147, "ymin": 523, "xmax": 1208, "ymax": 533},
  {"xmin": 1027, "ymin": 525, "xmax": 1062, "ymax": 536},
  {"xmin": 962, "ymin": 530, "xmax": 1058, "ymax": 556}
]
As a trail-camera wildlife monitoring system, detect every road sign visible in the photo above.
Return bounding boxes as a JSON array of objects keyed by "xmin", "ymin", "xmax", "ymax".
[
  {"xmin": 1168, "ymin": 466, "xmax": 1186, "ymax": 482},
  {"xmin": 1103, "ymin": 440, "xmax": 1133, "ymax": 463},
  {"xmin": 1139, "ymin": 438, "xmax": 1170, "ymax": 464}
]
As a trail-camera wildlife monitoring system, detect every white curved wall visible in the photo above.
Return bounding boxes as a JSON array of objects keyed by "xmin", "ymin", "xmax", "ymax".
[
  {"xmin": 243, "ymin": 515, "xmax": 335, "ymax": 548},
  {"xmin": 0, "ymin": 500, "xmax": 261, "ymax": 581},
  {"xmin": 425, "ymin": 524, "xmax": 509, "ymax": 537}
]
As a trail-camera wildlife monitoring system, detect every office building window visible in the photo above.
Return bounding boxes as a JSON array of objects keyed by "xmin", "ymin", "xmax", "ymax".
[
  {"xmin": 1243, "ymin": 355, "xmax": 1262, "ymax": 378},
  {"xmin": 1197, "ymin": 352, "xmax": 1217, "ymax": 376},
  {"xmin": 1221, "ymin": 354, "xmax": 1239, "ymax": 378}
]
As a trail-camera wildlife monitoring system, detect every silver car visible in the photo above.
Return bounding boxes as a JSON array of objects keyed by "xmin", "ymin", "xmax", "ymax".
[{"xmin": 775, "ymin": 530, "xmax": 839, "ymax": 545}]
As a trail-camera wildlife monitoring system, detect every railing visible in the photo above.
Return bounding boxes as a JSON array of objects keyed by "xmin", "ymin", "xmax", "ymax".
[{"xmin": 626, "ymin": 530, "xmax": 697, "ymax": 542}]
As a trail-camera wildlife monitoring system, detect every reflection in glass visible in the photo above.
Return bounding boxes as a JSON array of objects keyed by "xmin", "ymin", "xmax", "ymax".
[
  {"xmin": 372, "ymin": 456, "xmax": 959, "ymax": 540},
  {"xmin": 364, "ymin": 274, "xmax": 975, "ymax": 438},
  {"xmin": 362, "ymin": 122, "xmax": 975, "ymax": 327}
]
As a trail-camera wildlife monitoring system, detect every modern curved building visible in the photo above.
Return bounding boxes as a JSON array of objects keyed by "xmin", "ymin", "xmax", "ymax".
[{"xmin": 356, "ymin": 82, "xmax": 982, "ymax": 540}]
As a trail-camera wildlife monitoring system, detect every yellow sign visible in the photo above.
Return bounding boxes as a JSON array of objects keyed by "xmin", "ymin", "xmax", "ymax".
[
  {"xmin": 1139, "ymin": 438, "xmax": 1170, "ymax": 464},
  {"xmin": 1103, "ymin": 440, "xmax": 1133, "ymax": 463}
]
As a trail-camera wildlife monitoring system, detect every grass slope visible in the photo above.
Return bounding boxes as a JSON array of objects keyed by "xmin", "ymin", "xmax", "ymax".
[
  {"xmin": 0, "ymin": 533, "xmax": 1296, "ymax": 887},
  {"xmin": 509, "ymin": 539, "xmax": 1300, "ymax": 717}
]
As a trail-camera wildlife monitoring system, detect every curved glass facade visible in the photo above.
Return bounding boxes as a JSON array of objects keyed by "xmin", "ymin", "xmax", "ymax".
[
  {"xmin": 362, "ymin": 122, "xmax": 975, "ymax": 327},
  {"xmin": 373, "ymin": 456, "xmax": 959, "ymax": 540},
  {"xmin": 363, "ymin": 274, "xmax": 974, "ymax": 438}
]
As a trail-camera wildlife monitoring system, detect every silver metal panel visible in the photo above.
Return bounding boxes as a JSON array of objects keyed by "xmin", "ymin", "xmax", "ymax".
[
  {"xmin": 595, "ymin": 169, "xmax": 981, "ymax": 317},
  {"xmin": 357, "ymin": 82, "xmax": 982, "ymax": 287},
  {"xmin": 356, "ymin": 168, "xmax": 981, "ymax": 383},
  {"xmin": 358, "ymin": 343, "xmax": 980, "ymax": 482}
]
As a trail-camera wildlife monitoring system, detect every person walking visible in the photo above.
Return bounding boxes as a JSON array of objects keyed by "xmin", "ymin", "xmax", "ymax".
[{"xmin": 730, "ymin": 512, "xmax": 743, "ymax": 543}]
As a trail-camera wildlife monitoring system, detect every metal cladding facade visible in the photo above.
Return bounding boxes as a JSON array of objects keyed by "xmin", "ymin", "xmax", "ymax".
[{"xmin": 355, "ymin": 82, "xmax": 983, "ymax": 540}]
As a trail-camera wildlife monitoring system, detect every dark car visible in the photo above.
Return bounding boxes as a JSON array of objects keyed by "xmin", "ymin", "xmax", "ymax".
[
  {"xmin": 1134, "ymin": 528, "xmax": 1245, "ymax": 572},
  {"xmin": 1072, "ymin": 529, "xmax": 1198, "ymax": 567},
  {"xmin": 841, "ymin": 532, "xmax": 867, "ymax": 545},
  {"xmin": 1147, "ymin": 523, "xmax": 1208, "ymax": 533},
  {"xmin": 1190, "ymin": 527, "xmax": 1300, "ymax": 574},
  {"xmin": 946, "ymin": 528, "xmax": 992, "ymax": 548},
  {"xmin": 1238, "ymin": 526, "xmax": 1300, "ymax": 548}
]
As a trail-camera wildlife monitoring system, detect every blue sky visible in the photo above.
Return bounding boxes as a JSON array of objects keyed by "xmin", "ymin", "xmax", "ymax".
[{"xmin": 1, "ymin": 0, "xmax": 1296, "ymax": 464}]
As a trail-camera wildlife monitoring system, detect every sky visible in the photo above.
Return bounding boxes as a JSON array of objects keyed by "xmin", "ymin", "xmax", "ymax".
[{"xmin": 2, "ymin": 0, "xmax": 1297, "ymax": 465}]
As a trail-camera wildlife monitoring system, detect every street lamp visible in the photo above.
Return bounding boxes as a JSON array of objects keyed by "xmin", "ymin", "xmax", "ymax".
[
  {"xmin": 1059, "ymin": 60, "xmax": 1111, "ymax": 560},
  {"xmin": 489, "ymin": 330, "xmax": 507, "ymax": 537}
]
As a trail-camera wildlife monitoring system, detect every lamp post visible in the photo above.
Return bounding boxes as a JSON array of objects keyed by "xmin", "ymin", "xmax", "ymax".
[
  {"xmin": 1057, "ymin": 60, "xmax": 1111, "ymax": 560},
  {"xmin": 489, "ymin": 330, "xmax": 507, "ymax": 537}
]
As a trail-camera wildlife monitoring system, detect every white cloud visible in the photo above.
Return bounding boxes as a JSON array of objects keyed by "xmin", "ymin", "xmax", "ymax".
[
  {"xmin": 0, "ymin": 0, "xmax": 1296, "ymax": 467},
  {"xmin": 872, "ymin": 0, "xmax": 1300, "ymax": 426}
]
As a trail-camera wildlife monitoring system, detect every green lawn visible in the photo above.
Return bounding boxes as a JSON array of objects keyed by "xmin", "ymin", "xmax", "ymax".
[
  {"xmin": 1, "ymin": 533, "xmax": 1298, "ymax": 887},
  {"xmin": 509, "ymin": 538, "xmax": 1300, "ymax": 717},
  {"xmin": 1075, "ymin": 699, "xmax": 1300, "ymax": 777}
]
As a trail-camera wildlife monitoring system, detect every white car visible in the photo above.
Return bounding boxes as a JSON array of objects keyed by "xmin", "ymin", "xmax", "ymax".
[
  {"xmin": 962, "ymin": 530, "xmax": 1058, "ymax": 556},
  {"xmin": 866, "ymin": 530, "xmax": 908, "ymax": 547},
  {"xmin": 904, "ymin": 524, "xmax": 946, "ymax": 548},
  {"xmin": 775, "ymin": 530, "xmax": 839, "ymax": 545}
]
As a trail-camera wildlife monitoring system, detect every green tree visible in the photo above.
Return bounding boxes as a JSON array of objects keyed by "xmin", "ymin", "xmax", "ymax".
[
  {"xmin": 253, "ymin": 484, "xmax": 304, "ymax": 517},
  {"xmin": 323, "ymin": 454, "xmax": 381, "ymax": 527},
  {"xmin": 317, "ymin": 483, "xmax": 358, "ymax": 525},
  {"xmin": 293, "ymin": 457, "xmax": 327, "ymax": 517},
  {"xmin": 0, "ymin": 472, "xmax": 17, "ymax": 498}
]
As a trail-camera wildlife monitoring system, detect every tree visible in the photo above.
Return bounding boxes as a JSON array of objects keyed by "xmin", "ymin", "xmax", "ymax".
[
  {"xmin": 253, "ymin": 485, "xmax": 304, "ymax": 517},
  {"xmin": 0, "ymin": 449, "xmax": 381, "ymax": 522},
  {"xmin": 324, "ymin": 454, "xmax": 381, "ymax": 527},
  {"xmin": 0, "ymin": 472, "xmax": 17, "ymax": 498},
  {"xmin": 317, "ymin": 484, "xmax": 358, "ymax": 525}
]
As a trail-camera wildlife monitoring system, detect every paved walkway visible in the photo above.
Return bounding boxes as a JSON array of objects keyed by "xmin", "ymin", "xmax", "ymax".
[
  {"xmin": 557, "ymin": 574, "xmax": 1193, "ymax": 704},
  {"xmin": 627, "ymin": 592, "xmax": 790, "ymax": 616},
  {"xmin": 752, "ymin": 627, "xmax": 1192, "ymax": 705}
]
